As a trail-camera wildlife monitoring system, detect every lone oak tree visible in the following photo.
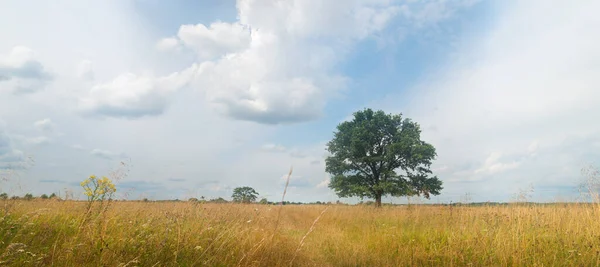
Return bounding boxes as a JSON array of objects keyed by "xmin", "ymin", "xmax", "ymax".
[
  {"xmin": 325, "ymin": 108, "xmax": 442, "ymax": 207},
  {"xmin": 231, "ymin": 186, "xmax": 259, "ymax": 203}
]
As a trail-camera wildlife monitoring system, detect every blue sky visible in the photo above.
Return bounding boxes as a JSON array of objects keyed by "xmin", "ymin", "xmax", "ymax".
[{"xmin": 1, "ymin": 0, "xmax": 599, "ymax": 203}]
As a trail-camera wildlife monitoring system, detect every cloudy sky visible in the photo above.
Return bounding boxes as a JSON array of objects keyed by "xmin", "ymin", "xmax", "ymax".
[{"xmin": 1, "ymin": 0, "xmax": 598, "ymax": 203}]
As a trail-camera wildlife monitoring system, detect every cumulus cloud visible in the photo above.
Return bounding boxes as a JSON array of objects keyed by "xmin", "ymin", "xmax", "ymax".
[
  {"xmin": 472, "ymin": 153, "xmax": 522, "ymax": 176},
  {"xmin": 156, "ymin": 37, "xmax": 181, "ymax": 51},
  {"xmin": 395, "ymin": 0, "xmax": 600, "ymax": 201},
  {"xmin": 0, "ymin": 46, "xmax": 52, "ymax": 94},
  {"xmin": 161, "ymin": 0, "xmax": 470, "ymax": 124},
  {"xmin": 79, "ymin": 66, "xmax": 196, "ymax": 118},
  {"xmin": 316, "ymin": 178, "xmax": 330, "ymax": 189},
  {"xmin": 175, "ymin": 22, "xmax": 251, "ymax": 59}
]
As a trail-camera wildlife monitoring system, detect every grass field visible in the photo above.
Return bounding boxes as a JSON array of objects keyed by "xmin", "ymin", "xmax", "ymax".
[{"xmin": 1, "ymin": 199, "xmax": 600, "ymax": 266}]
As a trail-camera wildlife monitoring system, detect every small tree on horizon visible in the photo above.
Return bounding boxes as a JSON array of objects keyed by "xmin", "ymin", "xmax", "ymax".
[
  {"xmin": 231, "ymin": 186, "xmax": 259, "ymax": 203},
  {"xmin": 210, "ymin": 197, "xmax": 228, "ymax": 203},
  {"xmin": 325, "ymin": 108, "xmax": 443, "ymax": 207}
]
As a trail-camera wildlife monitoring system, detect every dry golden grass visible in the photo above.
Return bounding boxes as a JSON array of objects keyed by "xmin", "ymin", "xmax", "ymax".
[{"xmin": 1, "ymin": 200, "xmax": 600, "ymax": 266}]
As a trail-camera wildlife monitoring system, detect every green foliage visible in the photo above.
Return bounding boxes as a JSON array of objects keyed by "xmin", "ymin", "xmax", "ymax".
[
  {"xmin": 0, "ymin": 193, "xmax": 7, "ymax": 200},
  {"xmin": 40, "ymin": 194, "xmax": 49, "ymax": 199},
  {"xmin": 325, "ymin": 108, "xmax": 443, "ymax": 206},
  {"xmin": 209, "ymin": 197, "xmax": 228, "ymax": 203},
  {"xmin": 23, "ymin": 193, "xmax": 33, "ymax": 200},
  {"xmin": 231, "ymin": 186, "xmax": 259, "ymax": 203},
  {"xmin": 259, "ymin": 198, "xmax": 268, "ymax": 204}
]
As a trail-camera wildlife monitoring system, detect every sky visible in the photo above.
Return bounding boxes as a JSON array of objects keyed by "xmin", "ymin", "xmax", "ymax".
[{"xmin": 1, "ymin": 0, "xmax": 599, "ymax": 203}]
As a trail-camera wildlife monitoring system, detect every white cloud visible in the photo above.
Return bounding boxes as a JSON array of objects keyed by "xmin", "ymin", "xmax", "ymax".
[
  {"xmin": 0, "ymin": 0, "xmax": 485, "ymax": 202},
  {"xmin": 77, "ymin": 60, "xmax": 94, "ymax": 81},
  {"xmin": 0, "ymin": 46, "xmax": 52, "ymax": 94},
  {"xmin": 34, "ymin": 118, "xmax": 55, "ymax": 133},
  {"xmin": 473, "ymin": 152, "xmax": 521, "ymax": 176},
  {"xmin": 391, "ymin": 0, "xmax": 600, "ymax": 201},
  {"xmin": 192, "ymin": 0, "xmax": 399, "ymax": 124},
  {"xmin": 237, "ymin": 0, "xmax": 400, "ymax": 39},
  {"xmin": 193, "ymin": 58, "xmax": 339, "ymax": 123},
  {"xmin": 5, "ymin": 119, "xmax": 58, "ymax": 147},
  {"xmin": 316, "ymin": 178, "xmax": 330, "ymax": 189},
  {"xmin": 176, "ymin": 22, "xmax": 251, "ymax": 59},
  {"xmin": 156, "ymin": 37, "xmax": 181, "ymax": 51},
  {"xmin": 79, "ymin": 66, "xmax": 196, "ymax": 118},
  {"xmin": 162, "ymin": 0, "xmax": 470, "ymax": 125},
  {"xmin": 527, "ymin": 140, "xmax": 539, "ymax": 156}
]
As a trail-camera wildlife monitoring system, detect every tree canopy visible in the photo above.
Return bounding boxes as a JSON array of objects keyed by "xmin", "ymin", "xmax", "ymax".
[
  {"xmin": 325, "ymin": 108, "xmax": 443, "ymax": 207},
  {"xmin": 231, "ymin": 186, "xmax": 259, "ymax": 203}
]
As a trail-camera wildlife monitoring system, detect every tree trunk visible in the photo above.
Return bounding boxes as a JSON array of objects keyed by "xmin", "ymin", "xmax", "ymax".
[{"xmin": 375, "ymin": 194, "xmax": 382, "ymax": 207}]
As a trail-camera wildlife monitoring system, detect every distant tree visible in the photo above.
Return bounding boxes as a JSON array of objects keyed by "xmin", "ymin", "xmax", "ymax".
[
  {"xmin": 232, "ymin": 187, "xmax": 259, "ymax": 203},
  {"xmin": 325, "ymin": 108, "xmax": 443, "ymax": 207},
  {"xmin": 11, "ymin": 196, "xmax": 19, "ymax": 200},
  {"xmin": 49, "ymin": 193, "xmax": 57, "ymax": 198},
  {"xmin": 0, "ymin": 193, "xmax": 7, "ymax": 200},
  {"xmin": 259, "ymin": 198, "xmax": 268, "ymax": 204},
  {"xmin": 188, "ymin": 197, "xmax": 198, "ymax": 202},
  {"xmin": 40, "ymin": 194, "xmax": 49, "ymax": 199},
  {"xmin": 24, "ymin": 193, "xmax": 33, "ymax": 200},
  {"xmin": 210, "ymin": 197, "xmax": 228, "ymax": 203}
]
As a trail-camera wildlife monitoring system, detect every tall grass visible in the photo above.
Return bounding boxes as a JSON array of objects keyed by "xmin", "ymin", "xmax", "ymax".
[
  {"xmin": 1, "ymin": 163, "xmax": 599, "ymax": 266},
  {"xmin": 1, "ymin": 200, "xmax": 600, "ymax": 266}
]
